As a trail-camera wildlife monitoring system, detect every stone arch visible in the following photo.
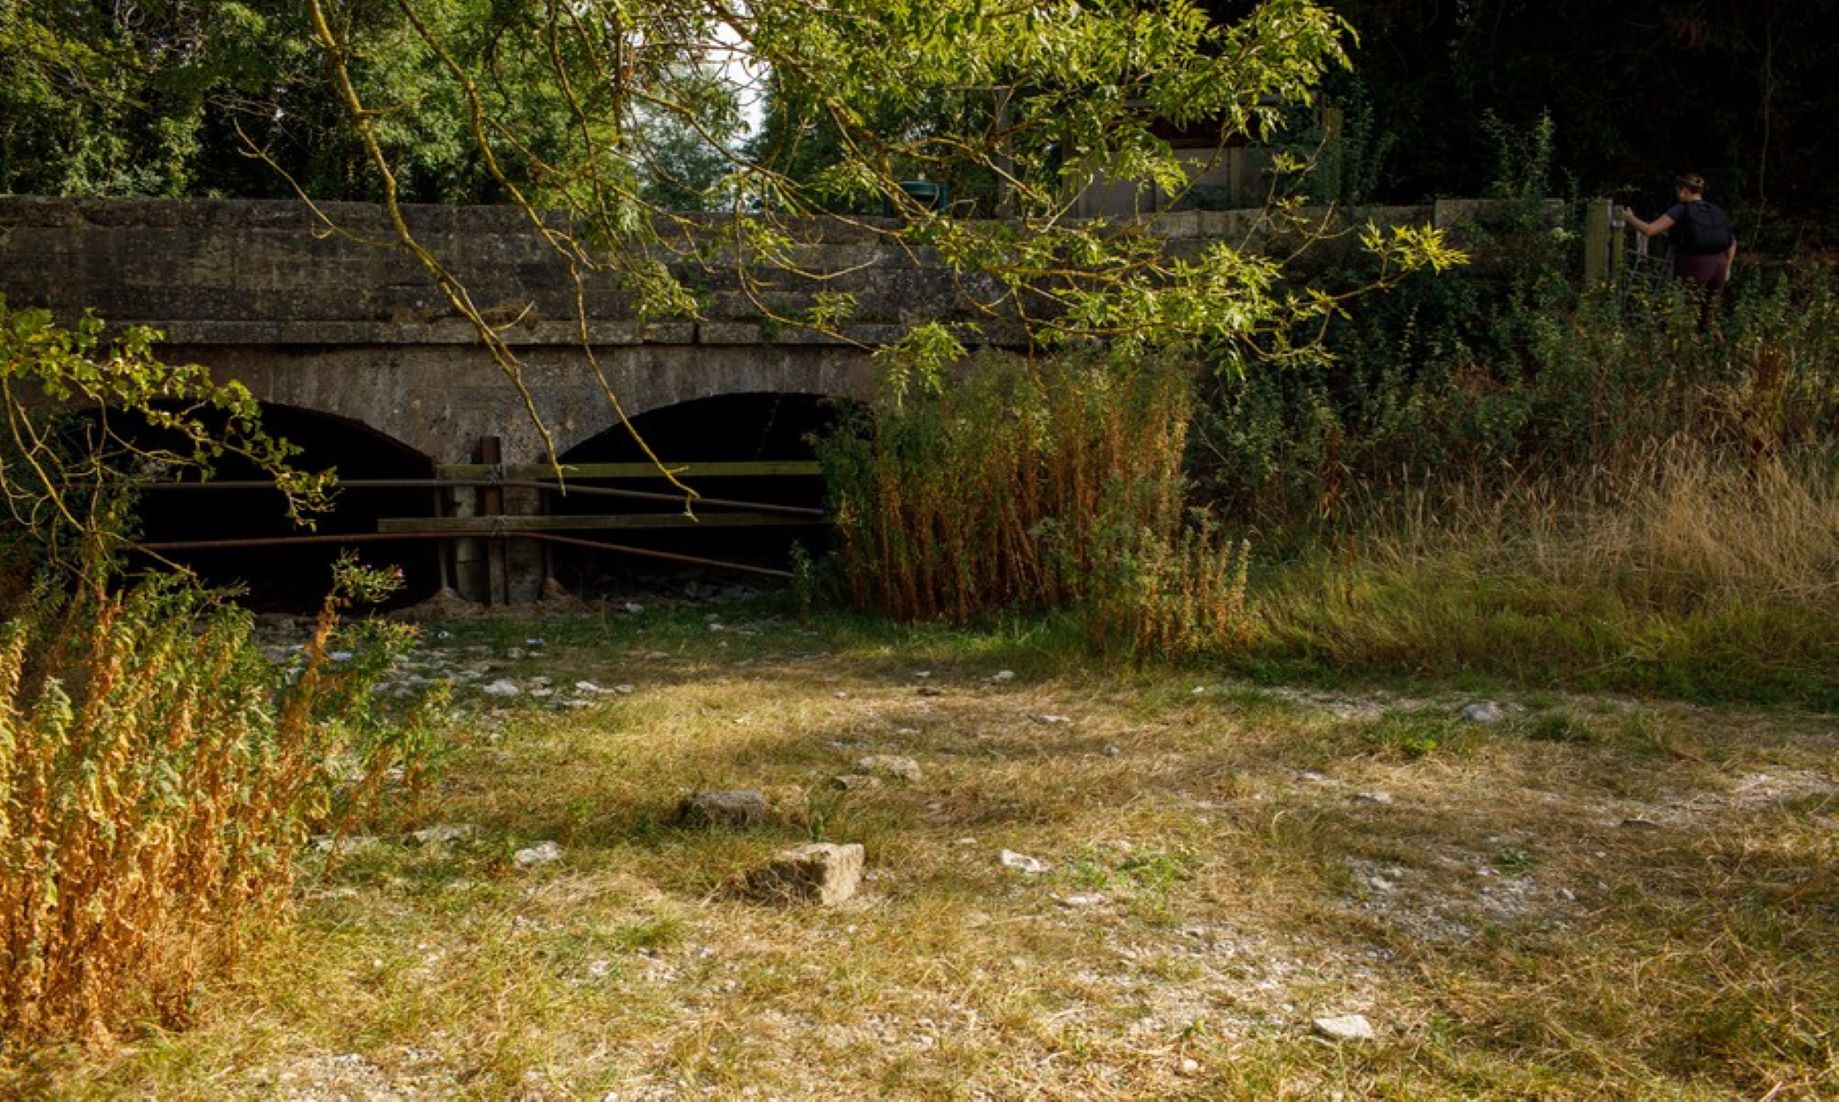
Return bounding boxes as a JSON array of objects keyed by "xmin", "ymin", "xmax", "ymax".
[
  {"xmin": 543, "ymin": 390, "xmax": 863, "ymax": 595},
  {"xmin": 128, "ymin": 400, "xmax": 443, "ymax": 611},
  {"xmin": 178, "ymin": 340, "xmax": 880, "ymax": 466}
]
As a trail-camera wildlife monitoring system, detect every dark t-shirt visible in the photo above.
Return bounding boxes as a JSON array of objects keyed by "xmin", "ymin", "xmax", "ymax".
[{"xmin": 1665, "ymin": 200, "xmax": 1734, "ymax": 255}]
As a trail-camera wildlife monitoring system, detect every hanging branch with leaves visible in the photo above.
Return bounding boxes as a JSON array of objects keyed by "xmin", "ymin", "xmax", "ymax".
[{"xmin": 269, "ymin": 1, "xmax": 1464, "ymax": 497}]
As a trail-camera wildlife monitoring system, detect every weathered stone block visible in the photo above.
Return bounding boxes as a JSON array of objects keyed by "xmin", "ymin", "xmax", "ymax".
[
  {"xmin": 675, "ymin": 789, "xmax": 768, "ymax": 829},
  {"xmin": 745, "ymin": 842, "xmax": 865, "ymax": 905}
]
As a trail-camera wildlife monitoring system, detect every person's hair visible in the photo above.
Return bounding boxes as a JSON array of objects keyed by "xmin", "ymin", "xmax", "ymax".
[{"xmin": 1675, "ymin": 172, "xmax": 1707, "ymax": 193}]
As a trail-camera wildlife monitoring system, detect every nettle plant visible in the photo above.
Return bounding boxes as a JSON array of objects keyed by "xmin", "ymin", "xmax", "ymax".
[{"xmin": 292, "ymin": 0, "xmax": 1463, "ymax": 485}]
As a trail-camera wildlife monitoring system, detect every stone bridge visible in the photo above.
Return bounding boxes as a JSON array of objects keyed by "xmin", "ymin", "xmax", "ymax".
[
  {"xmin": 0, "ymin": 195, "xmax": 1502, "ymax": 605},
  {"xmin": 0, "ymin": 196, "xmax": 1035, "ymax": 603},
  {"xmin": 0, "ymin": 196, "xmax": 976, "ymax": 464}
]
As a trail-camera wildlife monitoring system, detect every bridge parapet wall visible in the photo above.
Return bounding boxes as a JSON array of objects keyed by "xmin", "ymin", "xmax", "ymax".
[
  {"xmin": 1, "ymin": 196, "xmax": 1513, "ymax": 348},
  {"xmin": 0, "ymin": 195, "xmax": 1523, "ymax": 462},
  {"xmin": 0, "ymin": 197, "xmax": 989, "ymax": 348}
]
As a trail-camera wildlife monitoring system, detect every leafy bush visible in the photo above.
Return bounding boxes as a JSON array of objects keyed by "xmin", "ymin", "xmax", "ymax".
[
  {"xmin": 1191, "ymin": 264, "xmax": 1839, "ymax": 539},
  {"xmin": 1, "ymin": 295, "xmax": 330, "ymax": 578},
  {"xmin": 0, "ymin": 561, "xmax": 437, "ymax": 1048}
]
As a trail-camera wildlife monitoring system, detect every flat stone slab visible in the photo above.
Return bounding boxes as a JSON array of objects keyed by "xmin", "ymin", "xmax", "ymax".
[
  {"xmin": 1313, "ymin": 1013, "xmax": 1376, "ymax": 1042},
  {"xmin": 746, "ymin": 842, "xmax": 866, "ymax": 906}
]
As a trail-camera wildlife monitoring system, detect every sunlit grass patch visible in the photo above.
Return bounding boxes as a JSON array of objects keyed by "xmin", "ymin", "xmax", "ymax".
[{"xmin": 14, "ymin": 610, "xmax": 1834, "ymax": 1099}]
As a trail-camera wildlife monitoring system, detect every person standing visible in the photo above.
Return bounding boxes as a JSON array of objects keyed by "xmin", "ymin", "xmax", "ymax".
[{"xmin": 1621, "ymin": 173, "xmax": 1738, "ymax": 292}]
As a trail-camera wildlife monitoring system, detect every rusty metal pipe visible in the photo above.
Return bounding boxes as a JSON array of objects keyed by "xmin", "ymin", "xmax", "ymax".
[
  {"xmin": 132, "ymin": 530, "xmax": 796, "ymax": 579},
  {"xmin": 134, "ymin": 477, "xmax": 826, "ymax": 518}
]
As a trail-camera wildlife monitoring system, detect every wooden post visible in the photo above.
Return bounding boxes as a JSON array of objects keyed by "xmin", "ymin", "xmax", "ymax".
[
  {"xmin": 1583, "ymin": 197, "xmax": 1611, "ymax": 285},
  {"xmin": 1320, "ymin": 105, "xmax": 1345, "ymax": 202},
  {"xmin": 477, "ymin": 435, "xmax": 507, "ymax": 606},
  {"xmin": 1610, "ymin": 202, "xmax": 1628, "ymax": 278},
  {"xmin": 433, "ymin": 484, "xmax": 451, "ymax": 593}
]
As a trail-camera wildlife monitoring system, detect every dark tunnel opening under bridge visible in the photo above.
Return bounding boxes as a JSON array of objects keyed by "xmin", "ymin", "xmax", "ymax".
[
  {"xmin": 543, "ymin": 392, "xmax": 855, "ymax": 602},
  {"xmin": 116, "ymin": 393, "xmax": 857, "ymax": 612}
]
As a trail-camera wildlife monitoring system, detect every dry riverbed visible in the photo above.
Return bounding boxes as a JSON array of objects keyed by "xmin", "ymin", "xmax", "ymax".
[{"xmin": 22, "ymin": 601, "xmax": 1837, "ymax": 1100}]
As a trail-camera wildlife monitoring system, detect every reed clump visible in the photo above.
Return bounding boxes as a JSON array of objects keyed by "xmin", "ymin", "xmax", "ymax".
[
  {"xmin": 0, "ymin": 564, "xmax": 436, "ymax": 1049},
  {"xmin": 819, "ymin": 350, "xmax": 1251, "ymax": 659}
]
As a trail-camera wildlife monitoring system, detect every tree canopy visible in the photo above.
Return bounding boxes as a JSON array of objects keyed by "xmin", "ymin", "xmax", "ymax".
[
  {"xmin": 1319, "ymin": 0, "xmax": 1839, "ymax": 238},
  {"xmin": 3, "ymin": 1, "xmax": 1464, "ymax": 482}
]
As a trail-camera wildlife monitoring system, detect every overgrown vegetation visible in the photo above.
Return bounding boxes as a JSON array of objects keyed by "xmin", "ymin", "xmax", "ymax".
[
  {"xmin": 1192, "ymin": 269, "xmax": 1839, "ymax": 533},
  {"xmin": 1200, "ymin": 240, "xmax": 1838, "ymax": 705},
  {"xmin": 819, "ymin": 351, "xmax": 1252, "ymax": 660},
  {"xmin": 817, "ymin": 252, "xmax": 1838, "ymax": 706},
  {"xmin": 0, "ymin": 564, "xmax": 436, "ymax": 1048},
  {"xmin": 0, "ymin": 305, "xmax": 438, "ymax": 1052}
]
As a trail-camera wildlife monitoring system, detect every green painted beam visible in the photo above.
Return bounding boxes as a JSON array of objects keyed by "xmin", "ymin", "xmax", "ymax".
[
  {"xmin": 378, "ymin": 512, "xmax": 823, "ymax": 534},
  {"xmin": 435, "ymin": 460, "xmax": 823, "ymax": 480}
]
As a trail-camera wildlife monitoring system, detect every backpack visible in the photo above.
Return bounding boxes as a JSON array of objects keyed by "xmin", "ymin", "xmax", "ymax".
[{"xmin": 1674, "ymin": 200, "xmax": 1733, "ymax": 255}]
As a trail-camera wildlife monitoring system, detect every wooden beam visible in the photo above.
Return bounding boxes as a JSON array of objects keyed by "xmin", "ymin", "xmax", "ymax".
[
  {"xmin": 435, "ymin": 460, "xmax": 823, "ymax": 480},
  {"xmin": 378, "ymin": 512, "xmax": 823, "ymax": 534}
]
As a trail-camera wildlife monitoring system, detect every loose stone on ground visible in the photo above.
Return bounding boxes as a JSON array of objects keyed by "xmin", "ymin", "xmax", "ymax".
[
  {"xmin": 676, "ymin": 790, "xmax": 769, "ymax": 828},
  {"xmin": 999, "ymin": 849, "xmax": 1051, "ymax": 875},
  {"xmin": 745, "ymin": 842, "xmax": 866, "ymax": 905},
  {"xmin": 513, "ymin": 841, "xmax": 563, "ymax": 869},
  {"xmin": 1313, "ymin": 1013, "xmax": 1377, "ymax": 1041}
]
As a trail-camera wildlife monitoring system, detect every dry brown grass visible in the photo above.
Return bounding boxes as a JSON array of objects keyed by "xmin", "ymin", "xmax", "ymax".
[
  {"xmin": 9, "ymin": 606, "xmax": 1832, "ymax": 1099},
  {"xmin": 1255, "ymin": 443, "xmax": 1839, "ymax": 704},
  {"xmin": 1384, "ymin": 444, "xmax": 1837, "ymax": 607}
]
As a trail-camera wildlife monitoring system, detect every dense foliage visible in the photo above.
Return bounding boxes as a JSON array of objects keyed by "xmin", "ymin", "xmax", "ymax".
[
  {"xmin": 1319, "ymin": 0, "xmax": 1839, "ymax": 241},
  {"xmin": 1192, "ymin": 250, "xmax": 1839, "ymax": 538}
]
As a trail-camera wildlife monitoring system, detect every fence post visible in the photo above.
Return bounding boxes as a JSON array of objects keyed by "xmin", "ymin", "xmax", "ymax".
[
  {"xmin": 1583, "ymin": 197, "xmax": 1612, "ymax": 284},
  {"xmin": 478, "ymin": 435, "xmax": 508, "ymax": 606}
]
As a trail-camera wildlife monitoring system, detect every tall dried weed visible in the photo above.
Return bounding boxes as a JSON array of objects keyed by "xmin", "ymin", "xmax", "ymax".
[
  {"xmin": 0, "ymin": 565, "xmax": 436, "ymax": 1048},
  {"xmin": 820, "ymin": 351, "xmax": 1252, "ymax": 659}
]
